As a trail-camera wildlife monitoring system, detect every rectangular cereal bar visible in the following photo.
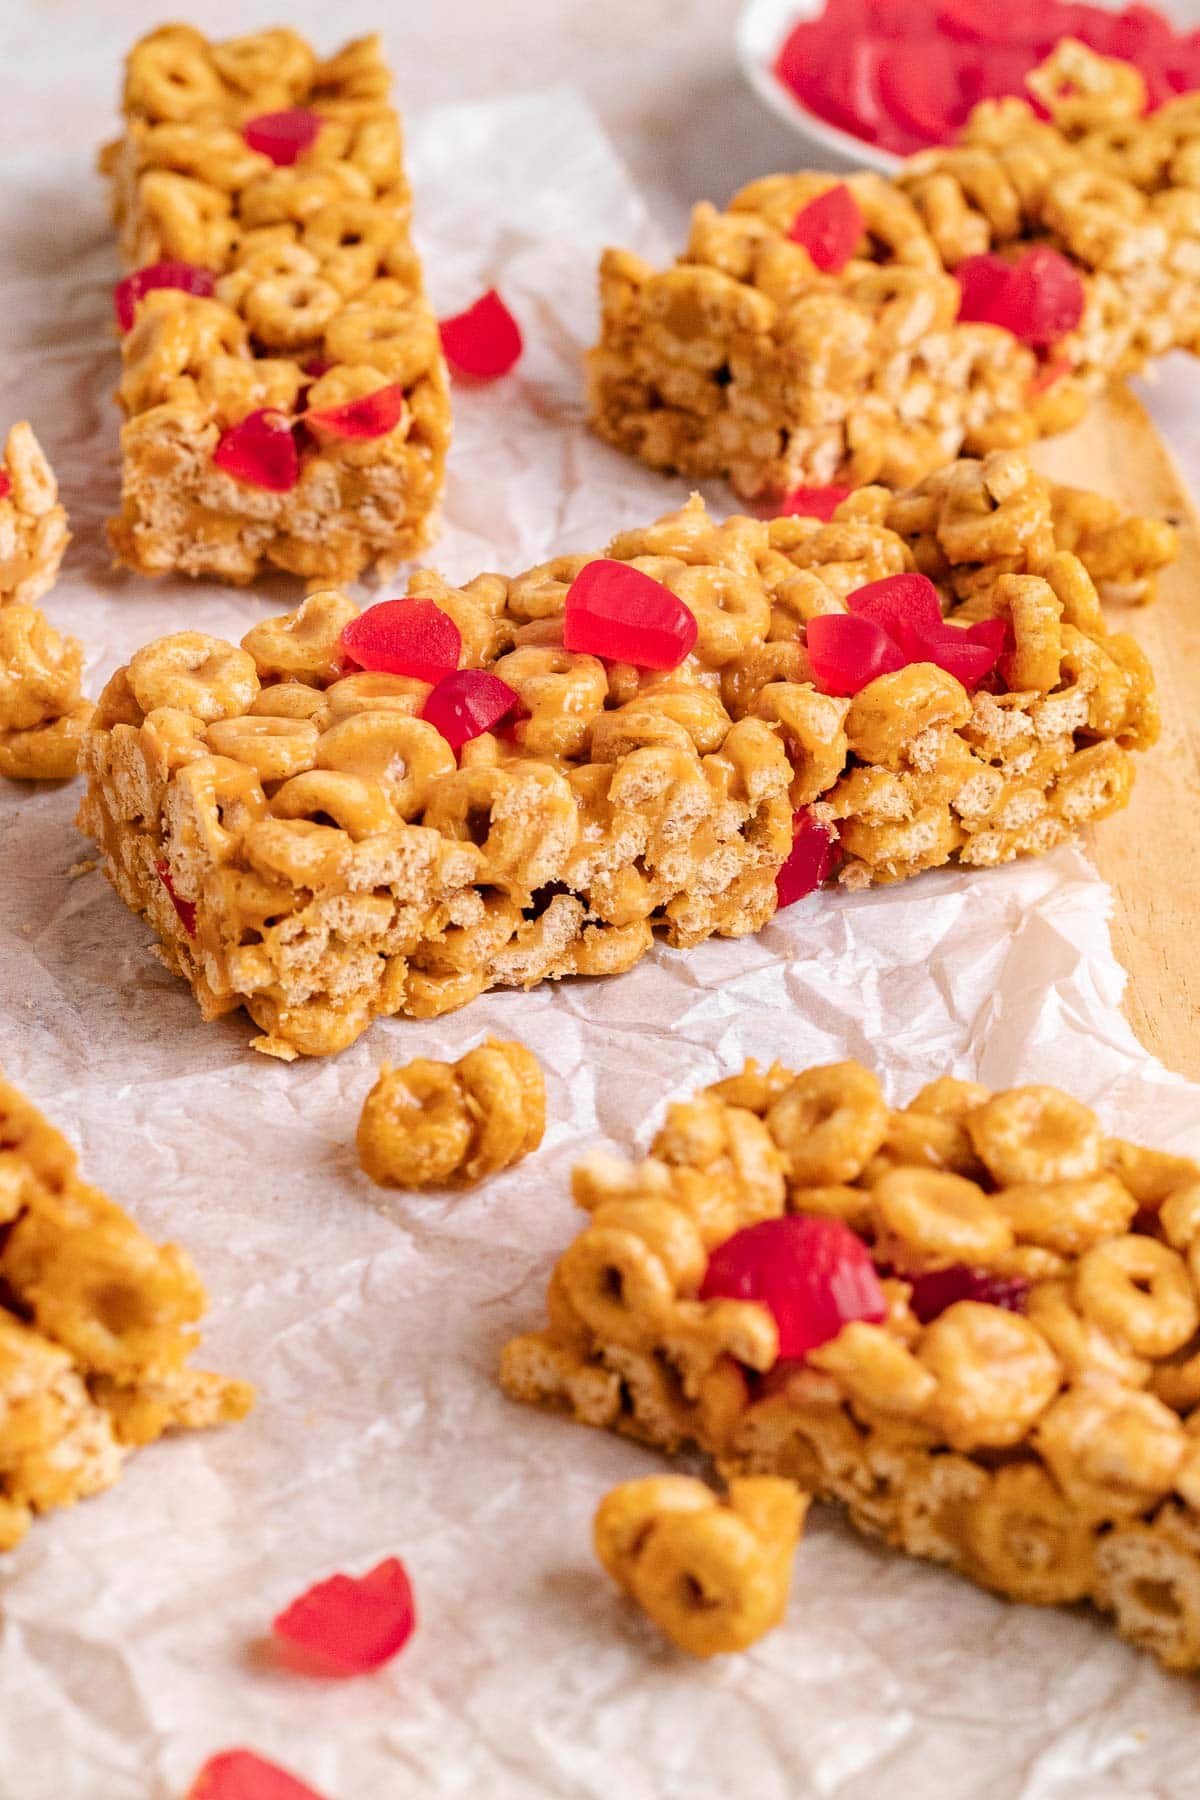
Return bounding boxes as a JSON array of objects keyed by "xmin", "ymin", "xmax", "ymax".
[
  {"xmin": 0, "ymin": 1075, "xmax": 251, "ymax": 1550},
  {"xmin": 587, "ymin": 41, "xmax": 1200, "ymax": 500},
  {"xmin": 101, "ymin": 27, "xmax": 451, "ymax": 584},
  {"xmin": 501, "ymin": 1059, "xmax": 1200, "ymax": 1672},
  {"xmin": 78, "ymin": 453, "xmax": 1163, "ymax": 1059}
]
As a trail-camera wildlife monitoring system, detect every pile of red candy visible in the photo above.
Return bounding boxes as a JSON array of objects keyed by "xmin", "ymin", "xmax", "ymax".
[{"xmin": 775, "ymin": 0, "xmax": 1200, "ymax": 156}]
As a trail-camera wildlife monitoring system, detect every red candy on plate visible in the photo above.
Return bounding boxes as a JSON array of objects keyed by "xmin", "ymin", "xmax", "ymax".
[
  {"xmin": 213, "ymin": 410, "xmax": 300, "ymax": 492},
  {"xmin": 422, "ymin": 669, "xmax": 522, "ymax": 752},
  {"xmin": 273, "ymin": 1556, "xmax": 416, "ymax": 1676},
  {"xmin": 906, "ymin": 1263, "xmax": 1031, "ymax": 1322},
  {"xmin": 154, "ymin": 859, "xmax": 197, "ymax": 938},
  {"xmin": 563, "ymin": 559, "xmax": 698, "ymax": 670},
  {"xmin": 439, "ymin": 289, "xmax": 523, "ymax": 379},
  {"xmin": 113, "ymin": 261, "xmax": 215, "ymax": 333},
  {"xmin": 186, "ymin": 1749, "xmax": 328, "ymax": 1800},
  {"xmin": 0, "ymin": 470, "xmax": 10, "ymax": 502},
  {"xmin": 340, "ymin": 598, "xmax": 461, "ymax": 683},
  {"xmin": 788, "ymin": 184, "xmax": 864, "ymax": 274},
  {"xmin": 700, "ymin": 1215, "xmax": 887, "ymax": 1359},
  {"xmin": 304, "ymin": 382, "xmax": 408, "ymax": 439},
  {"xmin": 776, "ymin": 484, "xmax": 853, "ymax": 521},
  {"xmin": 775, "ymin": 808, "xmax": 840, "ymax": 907},
  {"xmin": 243, "ymin": 109, "xmax": 322, "ymax": 167}
]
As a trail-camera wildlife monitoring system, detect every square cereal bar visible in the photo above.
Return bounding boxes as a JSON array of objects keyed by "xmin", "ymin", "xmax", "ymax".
[
  {"xmin": 77, "ymin": 453, "xmax": 1162, "ymax": 1059},
  {"xmin": 0, "ymin": 1076, "xmax": 251, "ymax": 1551},
  {"xmin": 101, "ymin": 27, "xmax": 450, "ymax": 584},
  {"xmin": 587, "ymin": 42, "xmax": 1200, "ymax": 500},
  {"xmin": 502, "ymin": 1059, "xmax": 1200, "ymax": 1671}
]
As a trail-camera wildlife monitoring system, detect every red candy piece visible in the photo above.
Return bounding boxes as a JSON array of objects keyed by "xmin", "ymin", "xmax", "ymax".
[
  {"xmin": 213, "ymin": 410, "xmax": 300, "ymax": 492},
  {"xmin": 777, "ymin": 484, "xmax": 852, "ymax": 521},
  {"xmin": 807, "ymin": 612, "xmax": 907, "ymax": 696},
  {"xmin": 788, "ymin": 184, "xmax": 864, "ymax": 274},
  {"xmin": 907, "ymin": 1264, "xmax": 1031, "ymax": 1323},
  {"xmin": 302, "ymin": 357, "xmax": 332, "ymax": 379},
  {"xmin": 155, "ymin": 859, "xmax": 197, "ymax": 938},
  {"xmin": 304, "ymin": 382, "xmax": 408, "ymax": 439},
  {"xmin": 340, "ymin": 598, "xmax": 461, "ymax": 683},
  {"xmin": 0, "ymin": 470, "xmax": 9, "ymax": 501},
  {"xmin": 439, "ymin": 290, "xmax": 523, "ymax": 379},
  {"xmin": 187, "ymin": 1750, "xmax": 328, "ymax": 1800},
  {"xmin": 957, "ymin": 248, "xmax": 1084, "ymax": 347},
  {"xmin": 563, "ymin": 559, "xmax": 698, "ymax": 670},
  {"xmin": 273, "ymin": 1556, "xmax": 416, "ymax": 1676},
  {"xmin": 113, "ymin": 261, "xmax": 215, "ymax": 333},
  {"xmin": 847, "ymin": 572, "xmax": 945, "ymax": 647},
  {"xmin": 775, "ymin": 808, "xmax": 839, "ymax": 908},
  {"xmin": 700, "ymin": 1215, "xmax": 887, "ymax": 1360},
  {"xmin": 878, "ymin": 39, "xmax": 969, "ymax": 143},
  {"xmin": 955, "ymin": 252, "xmax": 1017, "ymax": 326},
  {"xmin": 243, "ymin": 109, "xmax": 322, "ymax": 167},
  {"xmin": 422, "ymin": 669, "xmax": 521, "ymax": 752}
]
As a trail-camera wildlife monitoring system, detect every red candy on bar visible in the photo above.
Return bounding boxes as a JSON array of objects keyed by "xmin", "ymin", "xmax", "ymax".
[
  {"xmin": 957, "ymin": 247, "xmax": 1085, "ymax": 347},
  {"xmin": 422, "ymin": 669, "xmax": 522, "ymax": 751},
  {"xmin": 563, "ymin": 560, "xmax": 698, "ymax": 669},
  {"xmin": 341, "ymin": 598, "xmax": 461, "ymax": 683},
  {"xmin": 438, "ymin": 289, "xmax": 523, "ymax": 379},
  {"xmin": 700, "ymin": 1215, "xmax": 887, "ymax": 1359},
  {"xmin": 846, "ymin": 572, "xmax": 1006, "ymax": 689},
  {"xmin": 787, "ymin": 184, "xmax": 865, "ymax": 273},
  {"xmin": 186, "ymin": 1749, "xmax": 328, "ymax": 1800},
  {"xmin": 155, "ymin": 859, "xmax": 197, "ymax": 937},
  {"xmin": 243, "ymin": 109, "xmax": 322, "ymax": 167},
  {"xmin": 114, "ymin": 261, "xmax": 215, "ymax": 332},
  {"xmin": 775, "ymin": 808, "xmax": 840, "ymax": 907},
  {"xmin": 304, "ymin": 383, "xmax": 408, "ymax": 439},
  {"xmin": 807, "ymin": 611, "xmax": 908, "ymax": 696},
  {"xmin": 776, "ymin": 484, "xmax": 853, "ymax": 521},
  {"xmin": 213, "ymin": 410, "xmax": 300, "ymax": 492},
  {"xmin": 907, "ymin": 1263, "xmax": 1031, "ymax": 1322},
  {"xmin": 0, "ymin": 470, "xmax": 9, "ymax": 501},
  {"xmin": 272, "ymin": 1556, "xmax": 416, "ymax": 1676}
]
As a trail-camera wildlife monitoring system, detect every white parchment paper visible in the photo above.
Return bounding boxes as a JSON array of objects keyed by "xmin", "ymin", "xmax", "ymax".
[{"xmin": 1, "ymin": 77, "xmax": 1200, "ymax": 1800}]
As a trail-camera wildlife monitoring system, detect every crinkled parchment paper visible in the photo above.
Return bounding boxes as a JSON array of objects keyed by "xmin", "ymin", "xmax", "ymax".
[{"xmin": 1, "ymin": 70, "xmax": 1200, "ymax": 1800}]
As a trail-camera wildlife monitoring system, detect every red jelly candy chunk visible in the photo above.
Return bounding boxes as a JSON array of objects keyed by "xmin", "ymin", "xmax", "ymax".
[
  {"xmin": 777, "ymin": 484, "xmax": 853, "ymax": 521},
  {"xmin": 775, "ymin": 808, "xmax": 839, "ymax": 908},
  {"xmin": 907, "ymin": 1264, "xmax": 1031, "ymax": 1324},
  {"xmin": 995, "ymin": 247, "xmax": 1086, "ymax": 348},
  {"xmin": 563, "ymin": 559, "xmax": 698, "ymax": 670},
  {"xmin": 846, "ymin": 572, "xmax": 945, "ymax": 651},
  {"xmin": 806, "ymin": 612, "xmax": 907, "ymax": 697},
  {"xmin": 439, "ymin": 290, "xmax": 523, "ymax": 379},
  {"xmin": 0, "ymin": 470, "xmax": 9, "ymax": 502},
  {"xmin": 700, "ymin": 1216, "xmax": 887, "ymax": 1359},
  {"xmin": 213, "ymin": 410, "xmax": 300, "ymax": 492},
  {"xmin": 955, "ymin": 253, "xmax": 1015, "ymax": 326},
  {"xmin": 243, "ymin": 109, "xmax": 322, "ymax": 167},
  {"xmin": 340, "ymin": 598, "xmax": 461, "ymax": 683},
  {"xmin": 113, "ymin": 260, "xmax": 215, "ymax": 332},
  {"xmin": 273, "ymin": 1556, "xmax": 416, "ymax": 1676},
  {"xmin": 915, "ymin": 616, "xmax": 1007, "ymax": 690},
  {"xmin": 422, "ymin": 669, "xmax": 521, "ymax": 752},
  {"xmin": 155, "ymin": 859, "xmax": 197, "ymax": 938},
  {"xmin": 302, "ymin": 357, "xmax": 333, "ymax": 379},
  {"xmin": 788, "ymin": 184, "xmax": 865, "ymax": 275},
  {"xmin": 304, "ymin": 382, "xmax": 407, "ymax": 439},
  {"xmin": 878, "ymin": 39, "xmax": 969, "ymax": 144},
  {"xmin": 186, "ymin": 1749, "xmax": 328, "ymax": 1800}
]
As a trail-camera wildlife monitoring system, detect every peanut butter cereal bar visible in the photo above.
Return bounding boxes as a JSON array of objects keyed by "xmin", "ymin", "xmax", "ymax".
[
  {"xmin": 0, "ymin": 1075, "xmax": 251, "ymax": 1551},
  {"xmin": 101, "ymin": 27, "xmax": 451, "ymax": 584},
  {"xmin": 77, "ymin": 455, "xmax": 1160, "ymax": 1058},
  {"xmin": 358, "ymin": 1038, "xmax": 545, "ymax": 1187},
  {"xmin": 587, "ymin": 42, "xmax": 1200, "ymax": 500},
  {"xmin": 502, "ymin": 1060, "xmax": 1200, "ymax": 1672},
  {"xmin": 0, "ymin": 424, "xmax": 70, "ymax": 608},
  {"xmin": 0, "ymin": 605, "xmax": 93, "ymax": 781}
]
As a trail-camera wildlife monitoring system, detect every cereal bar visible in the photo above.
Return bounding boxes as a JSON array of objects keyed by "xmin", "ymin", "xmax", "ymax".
[
  {"xmin": 587, "ymin": 43, "xmax": 1200, "ymax": 499},
  {"xmin": 101, "ymin": 27, "xmax": 451, "ymax": 584},
  {"xmin": 502, "ymin": 1060, "xmax": 1200, "ymax": 1671},
  {"xmin": 0, "ymin": 424, "xmax": 70, "ymax": 608},
  {"xmin": 0, "ymin": 1075, "xmax": 251, "ymax": 1551},
  {"xmin": 78, "ymin": 454, "xmax": 1160, "ymax": 1058}
]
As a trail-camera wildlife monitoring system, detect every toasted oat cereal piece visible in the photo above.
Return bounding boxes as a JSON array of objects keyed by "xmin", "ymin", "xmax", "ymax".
[
  {"xmin": 0, "ymin": 604, "xmax": 93, "ymax": 781},
  {"xmin": 0, "ymin": 424, "xmax": 70, "ymax": 608},
  {"xmin": 101, "ymin": 28, "xmax": 450, "ymax": 584},
  {"xmin": 357, "ymin": 1038, "xmax": 545, "ymax": 1188},
  {"xmin": 594, "ymin": 1474, "xmax": 808, "ymax": 1656},
  {"xmin": 0, "ymin": 1074, "xmax": 251, "ymax": 1550},
  {"xmin": 76, "ymin": 464, "xmax": 1161, "ymax": 1053},
  {"xmin": 503, "ymin": 1059, "xmax": 1200, "ymax": 1671}
]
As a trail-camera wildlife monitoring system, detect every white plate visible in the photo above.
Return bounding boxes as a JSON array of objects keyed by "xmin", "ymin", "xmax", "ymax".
[{"xmin": 736, "ymin": 0, "xmax": 905, "ymax": 173}]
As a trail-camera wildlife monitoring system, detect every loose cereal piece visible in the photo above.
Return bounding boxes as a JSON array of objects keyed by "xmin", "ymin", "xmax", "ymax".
[
  {"xmin": 594, "ymin": 1474, "xmax": 808, "ymax": 1656},
  {"xmin": 0, "ymin": 424, "xmax": 70, "ymax": 608},
  {"xmin": 77, "ymin": 467, "xmax": 1161, "ymax": 1053},
  {"xmin": 101, "ymin": 29, "xmax": 450, "ymax": 584},
  {"xmin": 0, "ymin": 1073, "xmax": 251, "ymax": 1550},
  {"xmin": 0, "ymin": 604, "xmax": 93, "ymax": 781},
  {"xmin": 587, "ymin": 44, "xmax": 1200, "ymax": 504},
  {"xmin": 356, "ymin": 1038, "xmax": 545, "ymax": 1188},
  {"xmin": 502, "ymin": 1059, "xmax": 1200, "ymax": 1671}
]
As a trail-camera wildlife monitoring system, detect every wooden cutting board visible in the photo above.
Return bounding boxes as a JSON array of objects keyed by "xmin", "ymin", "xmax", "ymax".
[{"xmin": 1031, "ymin": 384, "xmax": 1200, "ymax": 1082}]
